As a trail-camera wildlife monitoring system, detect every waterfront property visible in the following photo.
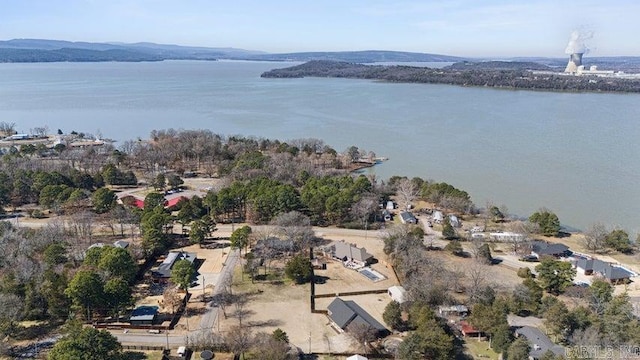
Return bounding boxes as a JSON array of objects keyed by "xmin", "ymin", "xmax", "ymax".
[
  {"xmin": 573, "ymin": 258, "xmax": 633, "ymax": 284},
  {"xmin": 530, "ymin": 241, "xmax": 570, "ymax": 258}
]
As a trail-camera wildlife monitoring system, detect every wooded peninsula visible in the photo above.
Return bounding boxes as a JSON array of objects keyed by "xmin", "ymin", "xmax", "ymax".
[{"xmin": 261, "ymin": 60, "xmax": 640, "ymax": 93}]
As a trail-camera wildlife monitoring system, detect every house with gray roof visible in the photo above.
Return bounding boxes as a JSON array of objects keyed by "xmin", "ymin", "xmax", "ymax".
[
  {"xmin": 151, "ymin": 251, "xmax": 197, "ymax": 282},
  {"xmin": 575, "ymin": 258, "xmax": 633, "ymax": 284},
  {"xmin": 530, "ymin": 241, "xmax": 570, "ymax": 258},
  {"xmin": 515, "ymin": 326, "xmax": 565, "ymax": 359},
  {"xmin": 327, "ymin": 298, "xmax": 388, "ymax": 336},
  {"xmin": 330, "ymin": 241, "xmax": 373, "ymax": 265},
  {"xmin": 399, "ymin": 211, "xmax": 417, "ymax": 224}
]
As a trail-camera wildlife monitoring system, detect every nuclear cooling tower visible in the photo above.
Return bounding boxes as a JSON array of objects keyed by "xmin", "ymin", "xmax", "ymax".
[{"xmin": 565, "ymin": 53, "xmax": 583, "ymax": 73}]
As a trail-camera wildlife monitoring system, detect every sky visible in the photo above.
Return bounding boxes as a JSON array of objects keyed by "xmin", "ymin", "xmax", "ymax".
[{"xmin": 1, "ymin": 0, "xmax": 639, "ymax": 57}]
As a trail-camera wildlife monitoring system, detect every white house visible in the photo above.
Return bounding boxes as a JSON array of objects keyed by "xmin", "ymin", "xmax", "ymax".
[
  {"xmin": 449, "ymin": 215, "xmax": 461, "ymax": 228},
  {"xmin": 432, "ymin": 211, "xmax": 444, "ymax": 224}
]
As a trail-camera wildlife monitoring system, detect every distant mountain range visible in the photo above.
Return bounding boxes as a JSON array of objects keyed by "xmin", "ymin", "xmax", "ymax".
[
  {"xmin": 1, "ymin": 39, "xmax": 639, "ymax": 70},
  {"xmin": 0, "ymin": 39, "xmax": 263, "ymax": 62},
  {"xmin": 0, "ymin": 39, "xmax": 464, "ymax": 63}
]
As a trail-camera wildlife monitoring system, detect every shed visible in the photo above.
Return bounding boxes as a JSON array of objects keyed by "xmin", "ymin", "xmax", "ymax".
[
  {"xmin": 432, "ymin": 211, "xmax": 444, "ymax": 223},
  {"xmin": 129, "ymin": 305, "xmax": 159, "ymax": 325},
  {"xmin": 387, "ymin": 285, "xmax": 408, "ymax": 304}
]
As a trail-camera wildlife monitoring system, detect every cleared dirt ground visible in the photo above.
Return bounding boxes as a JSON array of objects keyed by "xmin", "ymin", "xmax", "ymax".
[{"xmin": 217, "ymin": 268, "xmax": 357, "ymax": 353}]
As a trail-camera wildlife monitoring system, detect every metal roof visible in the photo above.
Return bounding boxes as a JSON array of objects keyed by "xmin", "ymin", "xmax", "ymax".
[{"xmin": 130, "ymin": 306, "xmax": 159, "ymax": 321}]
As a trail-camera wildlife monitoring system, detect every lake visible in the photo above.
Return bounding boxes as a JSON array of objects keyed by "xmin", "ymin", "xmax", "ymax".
[{"xmin": 0, "ymin": 60, "xmax": 638, "ymax": 235}]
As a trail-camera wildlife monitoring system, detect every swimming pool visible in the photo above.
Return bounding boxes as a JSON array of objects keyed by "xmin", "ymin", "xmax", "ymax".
[{"xmin": 359, "ymin": 267, "xmax": 386, "ymax": 282}]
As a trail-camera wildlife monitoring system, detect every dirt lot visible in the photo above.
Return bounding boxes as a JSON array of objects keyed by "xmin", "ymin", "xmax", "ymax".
[{"xmin": 217, "ymin": 266, "xmax": 357, "ymax": 354}]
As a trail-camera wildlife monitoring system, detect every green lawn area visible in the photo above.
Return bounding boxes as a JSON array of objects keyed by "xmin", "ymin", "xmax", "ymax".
[{"xmin": 464, "ymin": 338, "xmax": 499, "ymax": 360}]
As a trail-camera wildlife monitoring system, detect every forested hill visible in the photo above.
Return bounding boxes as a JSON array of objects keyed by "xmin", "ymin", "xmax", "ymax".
[
  {"xmin": 261, "ymin": 60, "xmax": 640, "ymax": 93},
  {"xmin": 238, "ymin": 50, "xmax": 464, "ymax": 63},
  {"xmin": 0, "ymin": 38, "xmax": 261, "ymax": 62},
  {"xmin": 0, "ymin": 39, "xmax": 463, "ymax": 63}
]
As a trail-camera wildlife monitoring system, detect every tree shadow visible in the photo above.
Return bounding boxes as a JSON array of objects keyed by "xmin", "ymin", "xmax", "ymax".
[
  {"xmin": 313, "ymin": 275, "xmax": 331, "ymax": 284},
  {"xmin": 187, "ymin": 306, "xmax": 213, "ymax": 316},
  {"xmin": 247, "ymin": 319, "xmax": 283, "ymax": 328},
  {"xmin": 123, "ymin": 351, "xmax": 147, "ymax": 360}
]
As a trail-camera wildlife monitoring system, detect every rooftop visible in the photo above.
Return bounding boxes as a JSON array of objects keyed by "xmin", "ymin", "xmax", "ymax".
[
  {"xmin": 327, "ymin": 297, "xmax": 387, "ymax": 333},
  {"xmin": 151, "ymin": 251, "xmax": 197, "ymax": 278},
  {"xmin": 515, "ymin": 326, "xmax": 565, "ymax": 359},
  {"xmin": 130, "ymin": 305, "xmax": 159, "ymax": 322}
]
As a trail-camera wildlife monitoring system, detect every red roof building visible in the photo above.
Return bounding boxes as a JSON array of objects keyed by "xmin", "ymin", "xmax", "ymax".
[{"xmin": 460, "ymin": 321, "xmax": 482, "ymax": 337}]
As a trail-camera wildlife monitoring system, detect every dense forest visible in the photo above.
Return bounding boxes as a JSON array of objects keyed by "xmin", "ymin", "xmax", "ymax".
[{"xmin": 261, "ymin": 60, "xmax": 640, "ymax": 93}]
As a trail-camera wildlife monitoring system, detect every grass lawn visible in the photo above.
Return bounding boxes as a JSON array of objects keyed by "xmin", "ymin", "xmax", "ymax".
[{"xmin": 464, "ymin": 338, "xmax": 499, "ymax": 360}]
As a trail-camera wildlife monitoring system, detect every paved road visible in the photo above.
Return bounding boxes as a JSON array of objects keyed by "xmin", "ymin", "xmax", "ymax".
[{"xmin": 196, "ymin": 248, "xmax": 240, "ymax": 334}]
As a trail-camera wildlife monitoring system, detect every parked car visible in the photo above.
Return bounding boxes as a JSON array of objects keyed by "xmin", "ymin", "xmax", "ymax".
[{"xmin": 520, "ymin": 255, "xmax": 539, "ymax": 262}]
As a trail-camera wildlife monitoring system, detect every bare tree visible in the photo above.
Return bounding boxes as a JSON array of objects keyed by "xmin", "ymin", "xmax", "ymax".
[
  {"xmin": 67, "ymin": 210, "xmax": 94, "ymax": 242},
  {"xmin": 0, "ymin": 121, "xmax": 16, "ymax": 136},
  {"xmin": 506, "ymin": 220, "xmax": 537, "ymax": 255},
  {"xmin": 583, "ymin": 223, "xmax": 607, "ymax": 253},
  {"xmin": 350, "ymin": 194, "xmax": 378, "ymax": 227},
  {"xmin": 395, "ymin": 178, "xmax": 418, "ymax": 210},
  {"xmin": 346, "ymin": 323, "xmax": 377, "ymax": 353},
  {"xmin": 162, "ymin": 287, "xmax": 182, "ymax": 314},
  {"xmin": 225, "ymin": 325, "xmax": 253, "ymax": 358},
  {"xmin": 466, "ymin": 262, "xmax": 489, "ymax": 304},
  {"xmin": 233, "ymin": 293, "xmax": 251, "ymax": 326},
  {"xmin": 271, "ymin": 211, "xmax": 316, "ymax": 250},
  {"xmin": 253, "ymin": 332, "xmax": 295, "ymax": 360},
  {"xmin": 0, "ymin": 293, "xmax": 23, "ymax": 328}
]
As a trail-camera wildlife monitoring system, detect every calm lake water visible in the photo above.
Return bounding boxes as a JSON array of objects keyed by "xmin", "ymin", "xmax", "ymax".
[{"xmin": 0, "ymin": 60, "xmax": 638, "ymax": 234}]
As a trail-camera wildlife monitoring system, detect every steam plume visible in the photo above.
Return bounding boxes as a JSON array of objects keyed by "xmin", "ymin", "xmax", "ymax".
[{"xmin": 565, "ymin": 30, "xmax": 592, "ymax": 55}]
